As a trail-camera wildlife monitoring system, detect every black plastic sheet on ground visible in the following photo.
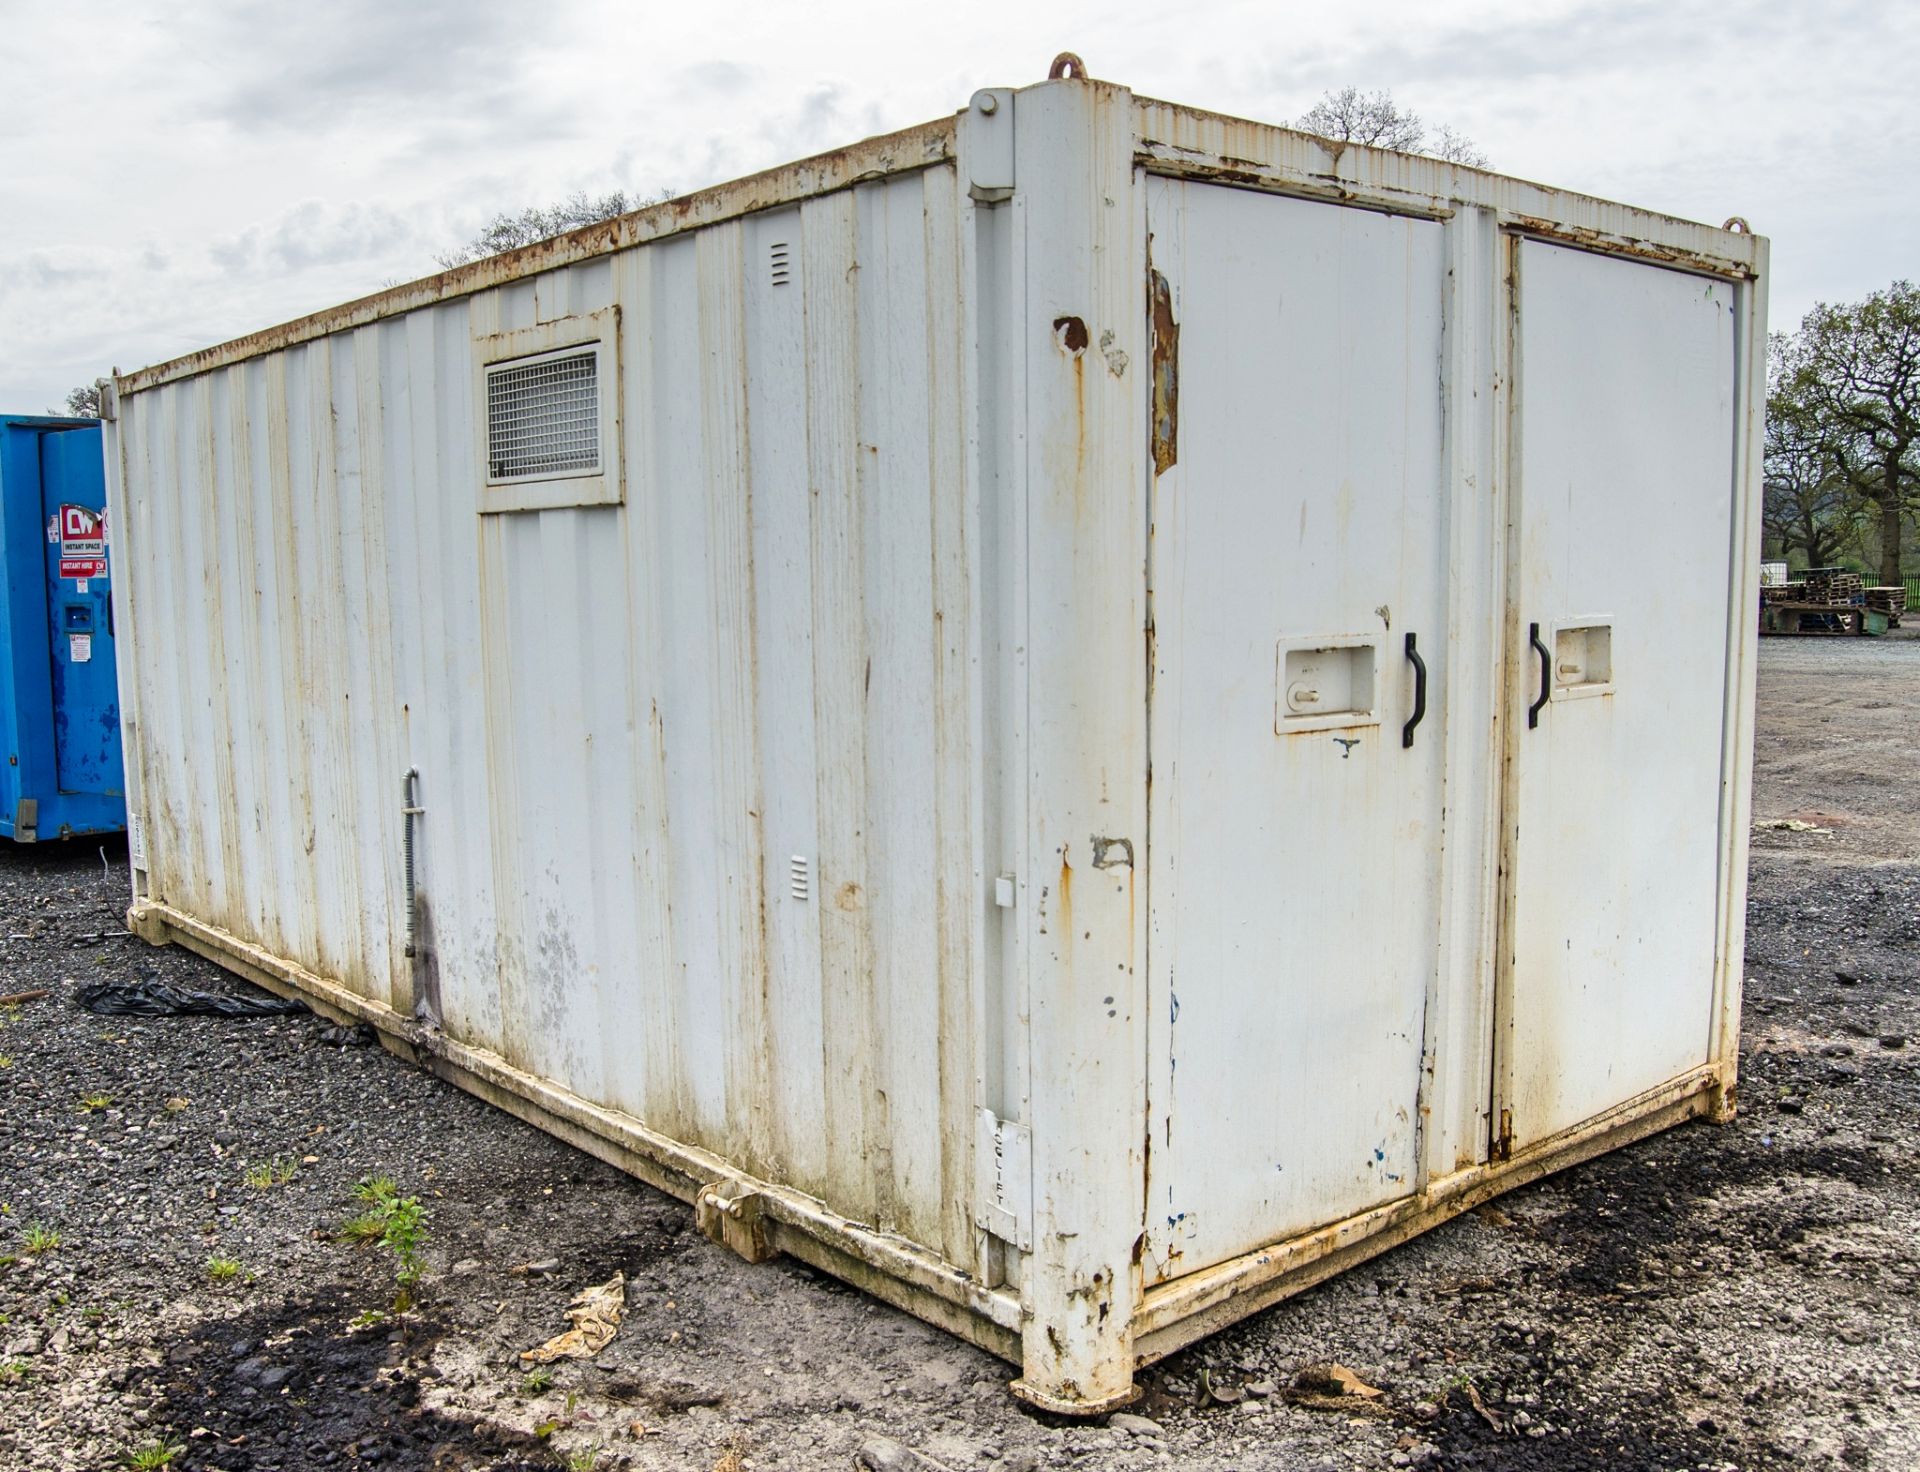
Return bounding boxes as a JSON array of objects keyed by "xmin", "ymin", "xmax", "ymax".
[{"xmin": 75, "ymin": 979, "xmax": 310, "ymax": 1018}]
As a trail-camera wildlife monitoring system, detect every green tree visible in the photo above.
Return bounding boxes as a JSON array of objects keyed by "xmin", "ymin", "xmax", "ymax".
[
  {"xmin": 1764, "ymin": 336, "xmax": 1861, "ymax": 568},
  {"xmin": 1780, "ymin": 281, "xmax": 1920, "ymax": 584}
]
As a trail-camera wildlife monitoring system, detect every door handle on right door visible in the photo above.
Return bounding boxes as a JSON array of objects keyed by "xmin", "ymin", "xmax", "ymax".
[{"xmin": 1528, "ymin": 621, "xmax": 1551, "ymax": 729}]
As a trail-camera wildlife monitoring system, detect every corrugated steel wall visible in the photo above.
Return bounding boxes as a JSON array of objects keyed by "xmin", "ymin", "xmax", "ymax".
[{"xmin": 115, "ymin": 163, "xmax": 985, "ymax": 1264}]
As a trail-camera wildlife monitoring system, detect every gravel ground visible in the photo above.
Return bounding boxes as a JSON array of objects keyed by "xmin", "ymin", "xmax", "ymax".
[{"xmin": 2, "ymin": 631, "xmax": 1916, "ymax": 1472}]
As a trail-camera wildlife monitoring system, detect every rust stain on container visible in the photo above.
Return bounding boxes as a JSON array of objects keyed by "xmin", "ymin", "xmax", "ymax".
[{"xmin": 1149, "ymin": 269, "xmax": 1179, "ymax": 476}]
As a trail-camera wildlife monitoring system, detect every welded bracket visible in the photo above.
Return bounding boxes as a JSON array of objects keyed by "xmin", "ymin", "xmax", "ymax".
[
  {"xmin": 696, "ymin": 1179, "xmax": 779, "ymax": 1264},
  {"xmin": 963, "ymin": 89, "xmax": 1015, "ymax": 203},
  {"xmin": 973, "ymin": 1109, "xmax": 1034, "ymax": 1251}
]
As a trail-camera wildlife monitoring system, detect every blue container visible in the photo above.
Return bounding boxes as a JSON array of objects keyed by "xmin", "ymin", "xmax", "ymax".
[{"xmin": 0, "ymin": 415, "xmax": 125, "ymax": 840}]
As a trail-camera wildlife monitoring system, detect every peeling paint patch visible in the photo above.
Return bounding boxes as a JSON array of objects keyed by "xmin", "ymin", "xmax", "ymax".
[{"xmin": 1098, "ymin": 328, "xmax": 1129, "ymax": 378}]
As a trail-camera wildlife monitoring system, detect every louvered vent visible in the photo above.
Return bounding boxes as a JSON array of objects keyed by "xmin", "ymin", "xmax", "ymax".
[
  {"xmin": 486, "ymin": 349, "xmax": 600, "ymax": 480},
  {"xmin": 769, "ymin": 241, "xmax": 792, "ymax": 287},
  {"xmin": 789, "ymin": 854, "xmax": 810, "ymax": 901}
]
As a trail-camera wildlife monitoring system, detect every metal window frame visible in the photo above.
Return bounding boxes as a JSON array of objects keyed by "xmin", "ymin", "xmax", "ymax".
[{"xmin": 473, "ymin": 307, "xmax": 622, "ymax": 513}]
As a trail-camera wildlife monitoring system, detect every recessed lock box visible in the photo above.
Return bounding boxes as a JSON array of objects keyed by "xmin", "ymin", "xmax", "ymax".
[
  {"xmin": 1274, "ymin": 637, "xmax": 1379, "ymax": 734},
  {"xmin": 1553, "ymin": 621, "xmax": 1613, "ymax": 699}
]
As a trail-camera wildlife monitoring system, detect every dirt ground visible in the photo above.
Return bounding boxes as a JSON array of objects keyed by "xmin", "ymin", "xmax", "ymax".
[{"xmin": 2, "ymin": 631, "xmax": 1916, "ymax": 1472}]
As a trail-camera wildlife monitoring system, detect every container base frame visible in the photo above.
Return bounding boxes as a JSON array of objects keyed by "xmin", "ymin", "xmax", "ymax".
[{"xmin": 131, "ymin": 897, "xmax": 1730, "ymax": 1412}]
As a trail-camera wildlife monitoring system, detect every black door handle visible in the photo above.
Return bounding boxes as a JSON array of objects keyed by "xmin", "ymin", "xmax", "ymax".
[
  {"xmin": 1402, "ymin": 631, "xmax": 1427, "ymax": 749},
  {"xmin": 1528, "ymin": 621, "xmax": 1550, "ymax": 729}
]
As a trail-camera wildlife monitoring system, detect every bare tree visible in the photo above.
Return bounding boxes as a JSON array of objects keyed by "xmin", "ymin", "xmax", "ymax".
[
  {"xmin": 1781, "ymin": 282, "xmax": 1920, "ymax": 584},
  {"xmin": 438, "ymin": 189, "xmax": 642, "ymax": 270},
  {"xmin": 1294, "ymin": 87, "xmax": 1488, "ymax": 167},
  {"xmin": 1427, "ymin": 123, "xmax": 1489, "ymax": 169},
  {"xmin": 52, "ymin": 384, "xmax": 101, "ymax": 418}
]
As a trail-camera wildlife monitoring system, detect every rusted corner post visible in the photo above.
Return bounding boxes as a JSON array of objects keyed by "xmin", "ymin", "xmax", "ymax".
[{"xmin": 1006, "ymin": 76, "xmax": 1150, "ymax": 1416}]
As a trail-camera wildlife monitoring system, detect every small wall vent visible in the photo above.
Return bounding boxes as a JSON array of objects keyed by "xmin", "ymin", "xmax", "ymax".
[
  {"xmin": 789, "ymin": 854, "xmax": 810, "ymax": 901},
  {"xmin": 769, "ymin": 242, "xmax": 792, "ymax": 287}
]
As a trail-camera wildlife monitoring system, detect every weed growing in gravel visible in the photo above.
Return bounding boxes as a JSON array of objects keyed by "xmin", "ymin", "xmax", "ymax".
[
  {"xmin": 205, "ymin": 1256, "xmax": 243, "ymax": 1282},
  {"xmin": 566, "ymin": 1446, "xmax": 602, "ymax": 1471},
  {"xmin": 0, "ymin": 1357, "xmax": 26, "ymax": 1384},
  {"xmin": 21, "ymin": 1221, "xmax": 59, "ymax": 1254},
  {"xmin": 522, "ymin": 1365, "xmax": 555, "ymax": 1395},
  {"xmin": 243, "ymin": 1157, "xmax": 299, "ymax": 1189},
  {"xmin": 123, "ymin": 1440, "xmax": 183, "ymax": 1469},
  {"xmin": 344, "ymin": 1176, "xmax": 430, "ymax": 1317},
  {"xmin": 346, "ymin": 1308, "xmax": 388, "ymax": 1332},
  {"xmin": 78, "ymin": 1093, "xmax": 112, "ymax": 1113},
  {"xmin": 163, "ymin": 1096, "xmax": 189, "ymax": 1113},
  {"xmin": 0, "ymin": 1055, "xmax": 12, "ymax": 1069}
]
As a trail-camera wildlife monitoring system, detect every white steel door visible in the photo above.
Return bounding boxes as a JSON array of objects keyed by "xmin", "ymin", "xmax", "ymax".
[
  {"xmin": 1145, "ymin": 179, "xmax": 1448, "ymax": 1281},
  {"xmin": 1501, "ymin": 242, "xmax": 1738, "ymax": 1149}
]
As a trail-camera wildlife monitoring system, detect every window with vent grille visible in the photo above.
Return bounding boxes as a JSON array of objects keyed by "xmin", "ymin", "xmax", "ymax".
[{"xmin": 473, "ymin": 306, "xmax": 622, "ymax": 513}]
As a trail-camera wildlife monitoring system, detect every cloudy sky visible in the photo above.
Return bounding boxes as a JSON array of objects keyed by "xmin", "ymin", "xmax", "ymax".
[{"xmin": 2, "ymin": 0, "xmax": 1913, "ymax": 410}]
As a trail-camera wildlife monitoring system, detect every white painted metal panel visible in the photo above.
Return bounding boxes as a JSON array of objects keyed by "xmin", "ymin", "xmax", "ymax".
[
  {"xmin": 1503, "ymin": 242, "xmax": 1738, "ymax": 1147},
  {"xmin": 111, "ymin": 163, "xmax": 989, "ymax": 1270},
  {"xmin": 1146, "ymin": 179, "xmax": 1448, "ymax": 1279}
]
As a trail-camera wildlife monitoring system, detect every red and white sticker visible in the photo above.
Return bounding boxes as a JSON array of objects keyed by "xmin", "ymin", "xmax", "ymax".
[{"xmin": 58, "ymin": 504, "xmax": 107, "ymax": 582}]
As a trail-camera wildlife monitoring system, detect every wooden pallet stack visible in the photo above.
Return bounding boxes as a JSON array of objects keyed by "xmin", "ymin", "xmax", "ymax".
[
  {"xmin": 1802, "ymin": 568, "xmax": 1865, "ymax": 605},
  {"xmin": 1759, "ymin": 567, "xmax": 1884, "ymax": 637},
  {"xmin": 1866, "ymin": 587, "xmax": 1906, "ymax": 627}
]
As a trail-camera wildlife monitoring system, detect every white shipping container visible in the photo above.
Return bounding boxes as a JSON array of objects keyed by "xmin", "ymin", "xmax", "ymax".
[{"xmin": 102, "ymin": 68, "xmax": 1766, "ymax": 1412}]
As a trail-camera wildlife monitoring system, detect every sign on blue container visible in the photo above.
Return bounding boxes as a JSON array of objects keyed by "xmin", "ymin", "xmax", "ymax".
[{"xmin": 0, "ymin": 414, "xmax": 125, "ymax": 841}]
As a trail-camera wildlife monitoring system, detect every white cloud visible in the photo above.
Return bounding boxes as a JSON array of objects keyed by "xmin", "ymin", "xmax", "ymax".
[{"xmin": 0, "ymin": 0, "xmax": 1913, "ymax": 407}]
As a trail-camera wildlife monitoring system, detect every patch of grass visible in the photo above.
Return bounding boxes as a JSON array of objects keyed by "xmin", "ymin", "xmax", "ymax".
[
  {"xmin": 124, "ymin": 1441, "xmax": 184, "ymax": 1469},
  {"xmin": 353, "ymin": 1174, "xmax": 399, "ymax": 1204},
  {"xmin": 78, "ymin": 1093, "xmax": 113, "ymax": 1113},
  {"xmin": 566, "ymin": 1447, "xmax": 602, "ymax": 1471},
  {"xmin": 522, "ymin": 1365, "xmax": 555, "ymax": 1395},
  {"xmin": 21, "ymin": 1221, "xmax": 59, "ymax": 1254},
  {"xmin": 244, "ymin": 1157, "xmax": 299, "ymax": 1190},
  {"xmin": 0, "ymin": 1358, "xmax": 26, "ymax": 1385},
  {"xmin": 335, "ymin": 1210, "xmax": 387, "ymax": 1244},
  {"xmin": 205, "ymin": 1256, "xmax": 243, "ymax": 1282}
]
